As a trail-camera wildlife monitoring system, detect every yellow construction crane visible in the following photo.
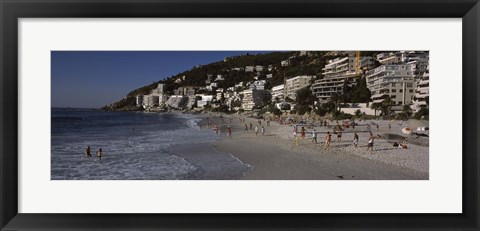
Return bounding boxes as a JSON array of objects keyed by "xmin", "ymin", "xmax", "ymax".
[{"xmin": 355, "ymin": 51, "xmax": 361, "ymax": 77}]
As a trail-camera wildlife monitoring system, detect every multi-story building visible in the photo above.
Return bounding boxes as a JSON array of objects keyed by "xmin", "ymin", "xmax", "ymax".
[
  {"xmin": 250, "ymin": 80, "xmax": 267, "ymax": 90},
  {"xmin": 365, "ymin": 64, "xmax": 417, "ymax": 106},
  {"xmin": 377, "ymin": 51, "xmax": 429, "ymax": 75},
  {"xmin": 311, "ymin": 77, "xmax": 347, "ymax": 103},
  {"xmin": 322, "ymin": 56, "xmax": 374, "ymax": 79},
  {"xmin": 142, "ymin": 95, "xmax": 160, "ymax": 109},
  {"xmin": 284, "ymin": 75, "xmax": 314, "ymax": 100},
  {"xmin": 271, "ymin": 84, "xmax": 285, "ymax": 102},
  {"xmin": 135, "ymin": 95, "xmax": 143, "ymax": 107},
  {"xmin": 412, "ymin": 69, "xmax": 429, "ymax": 112},
  {"xmin": 312, "ymin": 56, "xmax": 374, "ymax": 103},
  {"xmin": 241, "ymin": 89, "xmax": 270, "ymax": 111}
]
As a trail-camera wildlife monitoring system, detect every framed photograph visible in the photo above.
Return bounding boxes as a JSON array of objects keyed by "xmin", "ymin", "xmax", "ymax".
[{"xmin": 1, "ymin": 0, "xmax": 479, "ymax": 230}]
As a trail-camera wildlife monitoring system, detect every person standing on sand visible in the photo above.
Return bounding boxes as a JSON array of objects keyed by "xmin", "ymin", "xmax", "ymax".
[
  {"xmin": 84, "ymin": 146, "xmax": 92, "ymax": 158},
  {"xmin": 301, "ymin": 127, "xmax": 306, "ymax": 139},
  {"xmin": 293, "ymin": 126, "xmax": 299, "ymax": 146},
  {"xmin": 312, "ymin": 129, "xmax": 317, "ymax": 144},
  {"xmin": 376, "ymin": 124, "xmax": 379, "ymax": 131},
  {"xmin": 324, "ymin": 131, "xmax": 331, "ymax": 150},
  {"xmin": 249, "ymin": 122, "xmax": 253, "ymax": 130},
  {"xmin": 367, "ymin": 133, "xmax": 374, "ymax": 152},
  {"xmin": 97, "ymin": 148, "xmax": 102, "ymax": 161},
  {"xmin": 227, "ymin": 126, "xmax": 232, "ymax": 139},
  {"xmin": 214, "ymin": 124, "xmax": 219, "ymax": 134},
  {"xmin": 353, "ymin": 132, "xmax": 359, "ymax": 148},
  {"xmin": 261, "ymin": 126, "xmax": 265, "ymax": 136},
  {"xmin": 337, "ymin": 131, "xmax": 342, "ymax": 142},
  {"xmin": 244, "ymin": 123, "xmax": 248, "ymax": 133},
  {"xmin": 254, "ymin": 126, "xmax": 259, "ymax": 136}
]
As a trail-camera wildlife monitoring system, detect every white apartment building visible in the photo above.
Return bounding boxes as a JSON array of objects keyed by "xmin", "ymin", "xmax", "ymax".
[
  {"xmin": 322, "ymin": 56, "xmax": 374, "ymax": 79},
  {"xmin": 311, "ymin": 77, "xmax": 347, "ymax": 103},
  {"xmin": 377, "ymin": 51, "xmax": 429, "ymax": 75},
  {"xmin": 241, "ymin": 89, "xmax": 270, "ymax": 111},
  {"xmin": 251, "ymin": 80, "xmax": 267, "ymax": 90},
  {"xmin": 312, "ymin": 56, "xmax": 374, "ymax": 103},
  {"xmin": 284, "ymin": 75, "xmax": 314, "ymax": 100},
  {"xmin": 136, "ymin": 95, "xmax": 143, "ymax": 107},
  {"xmin": 366, "ymin": 64, "xmax": 417, "ymax": 106},
  {"xmin": 271, "ymin": 84, "xmax": 285, "ymax": 102},
  {"xmin": 412, "ymin": 71, "xmax": 429, "ymax": 112},
  {"xmin": 142, "ymin": 95, "xmax": 160, "ymax": 109}
]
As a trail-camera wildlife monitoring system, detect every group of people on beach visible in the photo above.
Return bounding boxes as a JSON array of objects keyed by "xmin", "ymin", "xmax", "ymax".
[
  {"xmin": 292, "ymin": 123, "xmax": 378, "ymax": 152},
  {"xmin": 84, "ymin": 146, "xmax": 102, "ymax": 160}
]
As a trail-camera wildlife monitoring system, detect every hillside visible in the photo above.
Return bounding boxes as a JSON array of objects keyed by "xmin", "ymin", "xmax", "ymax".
[{"xmin": 103, "ymin": 51, "xmax": 369, "ymax": 111}]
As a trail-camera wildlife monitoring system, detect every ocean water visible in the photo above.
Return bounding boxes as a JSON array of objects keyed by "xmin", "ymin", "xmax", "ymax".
[{"xmin": 51, "ymin": 108, "xmax": 252, "ymax": 180}]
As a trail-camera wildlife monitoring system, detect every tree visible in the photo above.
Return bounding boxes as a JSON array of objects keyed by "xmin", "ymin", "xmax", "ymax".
[
  {"xmin": 295, "ymin": 86, "xmax": 316, "ymax": 106},
  {"xmin": 370, "ymin": 102, "xmax": 381, "ymax": 117},
  {"xmin": 330, "ymin": 93, "xmax": 341, "ymax": 113},
  {"xmin": 354, "ymin": 109, "xmax": 362, "ymax": 118},
  {"xmin": 379, "ymin": 96, "xmax": 393, "ymax": 117},
  {"xmin": 414, "ymin": 107, "xmax": 429, "ymax": 120}
]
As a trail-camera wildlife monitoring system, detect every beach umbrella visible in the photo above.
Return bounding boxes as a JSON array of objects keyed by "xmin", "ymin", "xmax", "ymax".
[{"xmin": 402, "ymin": 127, "xmax": 412, "ymax": 135}]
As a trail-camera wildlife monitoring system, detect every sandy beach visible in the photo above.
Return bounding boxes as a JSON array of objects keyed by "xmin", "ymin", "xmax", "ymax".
[{"xmin": 200, "ymin": 113, "xmax": 428, "ymax": 180}]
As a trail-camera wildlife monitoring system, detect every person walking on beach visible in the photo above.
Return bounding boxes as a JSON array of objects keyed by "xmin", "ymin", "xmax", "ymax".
[
  {"xmin": 261, "ymin": 126, "xmax": 265, "ymax": 136},
  {"xmin": 84, "ymin": 146, "xmax": 92, "ymax": 158},
  {"xmin": 367, "ymin": 133, "xmax": 374, "ymax": 152},
  {"xmin": 293, "ymin": 126, "xmax": 299, "ymax": 146},
  {"xmin": 312, "ymin": 129, "xmax": 317, "ymax": 144},
  {"xmin": 324, "ymin": 131, "xmax": 332, "ymax": 150},
  {"xmin": 301, "ymin": 127, "xmax": 306, "ymax": 139},
  {"xmin": 214, "ymin": 124, "xmax": 219, "ymax": 134},
  {"xmin": 254, "ymin": 126, "xmax": 259, "ymax": 136},
  {"xmin": 376, "ymin": 124, "xmax": 379, "ymax": 132},
  {"xmin": 227, "ymin": 126, "xmax": 232, "ymax": 139},
  {"xmin": 249, "ymin": 122, "xmax": 253, "ymax": 130},
  {"xmin": 353, "ymin": 132, "xmax": 359, "ymax": 148},
  {"xmin": 96, "ymin": 148, "xmax": 102, "ymax": 161},
  {"xmin": 337, "ymin": 131, "xmax": 342, "ymax": 142},
  {"xmin": 244, "ymin": 123, "xmax": 248, "ymax": 133}
]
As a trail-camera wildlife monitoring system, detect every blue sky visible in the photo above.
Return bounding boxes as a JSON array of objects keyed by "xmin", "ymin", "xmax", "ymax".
[{"xmin": 51, "ymin": 51, "xmax": 274, "ymax": 108}]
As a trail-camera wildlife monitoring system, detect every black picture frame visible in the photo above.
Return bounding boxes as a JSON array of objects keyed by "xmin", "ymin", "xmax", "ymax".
[{"xmin": 1, "ymin": 0, "xmax": 479, "ymax": 230}]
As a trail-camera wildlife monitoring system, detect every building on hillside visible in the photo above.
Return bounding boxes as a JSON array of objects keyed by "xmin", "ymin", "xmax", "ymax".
[
  {"xmin": 241, "ymin": 89, "xmax": 271, "ymax": 111},
  {"xmin": 266, "ymin": 73, "xmax": 273, "ymax": 79},
  {"xmin": 231, "ymin": 67, "xmax": 244, "ymax": 71},
  {"xmin": 284, "ymin": 75, "xmax": 314, "ymax": 100},
  {"xmin": 245, "ymin": 66, "xmax": 255, "ymax": 72},
  {"xmin": 215, "ymin": 75, "xmax": 224, "ymax": 81},
  {"xmin": 136, "ymin": 95, "xmax": 143, "ymax": 107},
  {"xmin": 250, "ymin": 80, "xmax": 267, "ymax": 90},
  {"xmin": 311, "ymin": 56, "xmax": 374, "ymax": 104},
  {"xmin": 174, "ymin": 86, "xmax": 197, "ymax": 97},
  {"xmin": 281, "ymin": 60, "xmax": 290, "ymax": 67},
  {"xmin": 271, "ymin": 84, "xmax": 285, "ymax": 102},
  {"xmin": 255, "ymin": 65, "xmax": 264, "ymax": 72},
  {"xmin": 142, "ymin": 95, "xmax": 160, "ymax": 109},
  {"xmin": 411, "ymin": 69, "xmax": 429, "ymax": 112},
  {"xmin": 377, "ymin": 51, "xmax": 429, "ymax": 76},
  {"xmin": 365, "ymin": 64, "xmax": 417, "ymax": 106},
  {"xmin": 321, "ymin": 56, "xmax": 374, "ymax": 79}
]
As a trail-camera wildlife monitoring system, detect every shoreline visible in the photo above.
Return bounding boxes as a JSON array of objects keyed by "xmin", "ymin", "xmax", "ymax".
[{"xmin": 199, "ymin": 114, "xmax": 428, "ymax": 180}]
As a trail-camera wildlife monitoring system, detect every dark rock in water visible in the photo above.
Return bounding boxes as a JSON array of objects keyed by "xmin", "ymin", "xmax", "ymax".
[{"xmin": 337, "ymin": 175, "xmax": 344, "ymax": 179}]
